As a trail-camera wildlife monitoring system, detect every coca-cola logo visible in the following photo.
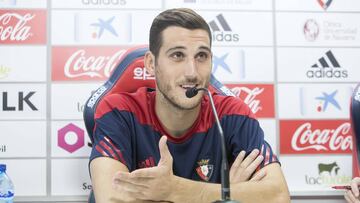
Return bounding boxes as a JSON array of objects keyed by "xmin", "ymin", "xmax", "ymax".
[
  {"xmin": 291, "ymin": 122, "xmax": 352, "ymax": 152},
  {"xmin": 0, "ymin": 12, "xmax": 34, "ymax": 41},
  {"xmin": 231, "ymin": 86, "xmax": 264, "ymax": 114},
  {"xmin": 64, "ymin": 49, "xmax": 126, "ymax": 78}
]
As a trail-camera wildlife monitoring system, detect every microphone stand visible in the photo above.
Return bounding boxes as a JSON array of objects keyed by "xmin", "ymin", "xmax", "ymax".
[{"xmin": 191, "ymin": 88, "xmax": 240, "ymax": 203}]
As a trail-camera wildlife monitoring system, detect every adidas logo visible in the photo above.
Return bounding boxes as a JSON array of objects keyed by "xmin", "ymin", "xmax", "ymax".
[
  {"xmin": 208, "ymin": 14, "xmax": 239, "ymax": 42},
  {"xmin": 306, "ymin": 50, "xmax": 348, "ymax": 78}
]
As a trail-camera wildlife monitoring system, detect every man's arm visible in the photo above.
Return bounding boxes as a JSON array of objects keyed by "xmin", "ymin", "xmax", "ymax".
[
  {"xmin": 90, "ymin": 157, "xmax": 142, "ymax": 203},
  {"xmin": 113, "ymin": 136, "xmax": 290, "ymax": 203},
  {"xmin": 170, "ymin": 163, "xmax": 289, "ymax": 203}
]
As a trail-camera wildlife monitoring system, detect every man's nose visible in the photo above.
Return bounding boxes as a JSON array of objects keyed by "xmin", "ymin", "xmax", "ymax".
[{"xmin": 184, "ymin": 58, "xmax": 197, "ymax": 78}]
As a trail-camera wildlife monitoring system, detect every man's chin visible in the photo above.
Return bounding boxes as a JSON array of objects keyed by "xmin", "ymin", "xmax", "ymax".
[{"xmin": 176, "ymin": 98, "xmax": 202, "ymax": 110}]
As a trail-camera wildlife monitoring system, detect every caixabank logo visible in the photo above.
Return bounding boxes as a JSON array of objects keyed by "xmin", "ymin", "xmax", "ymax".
[
  {"xmin": 305, "ymin": 161, "xmax": 351, "ymax": 186},
  {"xmin": 306, "ymin": 50, "xmax": 348, "ymax": 79},
  {"xmin": 73, "ymin": 12, "xmax": 131, "ymax": 43},
  {"xmin": 208, "ymin": 14, "xmax": 239, "ymax": 43}
]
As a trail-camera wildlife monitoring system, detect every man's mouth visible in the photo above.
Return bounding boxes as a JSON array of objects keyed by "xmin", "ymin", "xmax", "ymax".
[{"xmin": 180, "ymin": 84, "xmax": 199, "ymax": 91}]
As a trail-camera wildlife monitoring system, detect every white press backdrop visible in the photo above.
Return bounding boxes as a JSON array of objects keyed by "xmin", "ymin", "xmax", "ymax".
[{"xmin": 0, "ymin": 0, "xmax": 359, "ymax": 202}]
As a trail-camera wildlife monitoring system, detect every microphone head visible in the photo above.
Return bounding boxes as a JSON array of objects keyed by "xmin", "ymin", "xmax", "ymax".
[{"xmin": 185, "ymin": 87, "xmax": 198, "ymax": 98}]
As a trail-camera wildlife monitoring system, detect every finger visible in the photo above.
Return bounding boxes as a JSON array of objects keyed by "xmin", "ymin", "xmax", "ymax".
[
  {"xmin": 250, "ymin": 169, "xmax": 266, "ymax": 182},
  {"xmin": 158, "ymin": 136, "xmax": 172, "ymax": 166},
  {"xmin": 346, "ymin": 190, "xmax": 359, "ymax": 203},
  {"xmin": 352, "ymin": 178, "xmax": 360, "ymax": 197},
  {"xmin": 235, "ymin": 155, "xmax": 264, "ymax": 181},
  {"xmin": 246, "ymin": 155, "xmax": 264, "ymax": 173},
  {"xmin": 113, "ymin": 171, "xmax": 153, "ymax": 186},
  {"xmin": 131, "ymin": 167, "xmax": 161, "ymax": 178},
  {"xmin": 344, "ymin": 193, "xmax": 352, "ymax": 203},
  {"xmin": 240, "ymin": 149, "xmax": 260, "ymax": 168},
  {"xmin": 231, "ymin": 151, "xmax": 246, "ymax": 169},
  {"xmin": 112, "ymin": 177, "xmax": 148, "ymax": 193},
  {"xmin": 125, "ymin": 190, "xmax": 147, "ymax": 200}
]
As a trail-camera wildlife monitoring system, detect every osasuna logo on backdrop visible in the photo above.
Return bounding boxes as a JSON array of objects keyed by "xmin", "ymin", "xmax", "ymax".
[
  {"xmin": 305, "ymin": 161, "xmax": 351, "ymax": 186},
  {"xmin": 208, "ymin": 14, "xmax": 239, "ymax": 42},
  {"xmin": 225, "ymin": 84, "xmax": 274, "ymax": 118},
  {"xmin": 52, "ymin": 46, "xmax": 129, "ymax": 81},
  {"xmin": 280, "ymin": 120, "xmax": 352, "ymax": 154},
  {"xmin": 1, "ymin": 91, "xmax": 38, "ymax": 111},
  {"xmin": 303, "ymin": 19, "xmax": 320, "ymax": 41},
  {"xmin": 317, "ymin": 0, "xmax": 333, "ymax": 10},
  {"xmin": 0, "ymin": 10, "xmax": 46, "ymax": 44},
  {"xmin": 307, "ymin": 50, "xmax": 348, "ymax": 79}
]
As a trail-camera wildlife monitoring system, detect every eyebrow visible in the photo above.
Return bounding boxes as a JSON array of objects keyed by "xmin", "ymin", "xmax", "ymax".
[{"xmin": 165, "ymin": 46, "xmax": 212, "ymax": 55}]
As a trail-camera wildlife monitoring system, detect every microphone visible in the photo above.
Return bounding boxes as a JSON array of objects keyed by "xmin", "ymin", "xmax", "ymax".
[
  {"xmin": 185, "ymin": 87, "xmax": 199, "ymax": 98},
  {"xmin": 186, "ymin": 87, "xmax": 240, "ymax": 203}
]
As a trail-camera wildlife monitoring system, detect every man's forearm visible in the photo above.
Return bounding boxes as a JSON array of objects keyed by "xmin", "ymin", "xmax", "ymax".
[{"xmin": 167, "ymin": 175, "xmax": 289, "ymax": 203}]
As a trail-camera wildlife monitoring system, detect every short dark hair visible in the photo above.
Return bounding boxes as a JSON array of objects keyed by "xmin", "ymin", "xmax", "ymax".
[{"xmin": 149, "ymin": 8, "xmax": 212, "ymax": 59}]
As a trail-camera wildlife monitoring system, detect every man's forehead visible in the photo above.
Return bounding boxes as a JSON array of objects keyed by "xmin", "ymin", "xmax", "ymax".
[{"xmin": 160, "ymin": 26, "xmax": 211, "ymax": 50}]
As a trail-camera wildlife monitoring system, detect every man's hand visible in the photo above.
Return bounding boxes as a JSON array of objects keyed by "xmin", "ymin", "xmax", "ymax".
[
  {"xmin": 112, "ymin": 136, "xmax": 174, "ymax": 202},
  {"xmin": 345, "ymin": 177, "xmax": 360, "ymax": 203},
  {"xmin": 230, "ymin": 149, "xmax": 265, "ymax": 183}
]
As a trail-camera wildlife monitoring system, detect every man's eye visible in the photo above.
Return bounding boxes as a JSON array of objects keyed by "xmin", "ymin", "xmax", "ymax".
[
  {"xmin": 196, "ymin": 52, "xmax": 209, "ymax": 62},
  {"xmin": 170, "ymin": 52, "xmax": 184, "ymax": 60}
]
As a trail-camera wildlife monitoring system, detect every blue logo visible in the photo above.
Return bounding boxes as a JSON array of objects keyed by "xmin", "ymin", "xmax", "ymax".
[
  {"xmin": 315, "ymin": 90, "xmax": 341, "ymax": 112},
  {"xmin": 212, "ymin": 53, "xmax": 231, "ymax": 74},
  {"xmin": 90, "ymin": 16, "xmax": 118, "ymax": 39}
]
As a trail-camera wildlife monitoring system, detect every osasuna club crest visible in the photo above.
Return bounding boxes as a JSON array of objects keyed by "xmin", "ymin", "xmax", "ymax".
[{"xmin": 196, "ymin": 159, "xmax": 214, "ymax": 181}]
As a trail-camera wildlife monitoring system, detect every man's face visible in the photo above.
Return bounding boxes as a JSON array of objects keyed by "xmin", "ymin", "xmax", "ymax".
[{"xmin": 154, "ymin": 26, "xmax": 212, "ymax": 110}]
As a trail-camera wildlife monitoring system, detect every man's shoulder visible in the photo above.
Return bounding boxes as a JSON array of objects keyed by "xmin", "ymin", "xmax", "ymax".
[
  {"xmin": 212, "ymin": 94, "xmax": 256, "ymax": 119},
  {"xmin": 95, "ymin": 87, "xmax": 154, "ymax": 119}
]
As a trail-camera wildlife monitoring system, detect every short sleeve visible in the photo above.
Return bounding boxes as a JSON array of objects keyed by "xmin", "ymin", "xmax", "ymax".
[
  {"xmin": 225, "ymin": 115, "xmax": 279, "ymax": 170},
  {"xmin": 89, "ymin": 98, "xmax": 133, "ymax": 171}
]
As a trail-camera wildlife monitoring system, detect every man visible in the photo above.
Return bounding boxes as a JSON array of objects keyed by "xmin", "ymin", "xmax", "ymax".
[{"xmin": 89, "ymin": 8, "xmax": 290, "ymax": 203}]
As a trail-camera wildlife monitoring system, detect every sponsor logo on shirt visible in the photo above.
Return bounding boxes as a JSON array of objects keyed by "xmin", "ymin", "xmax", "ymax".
[{"xmin": 196, "ymin": 159, "xmax": 214, "ymax": 181}]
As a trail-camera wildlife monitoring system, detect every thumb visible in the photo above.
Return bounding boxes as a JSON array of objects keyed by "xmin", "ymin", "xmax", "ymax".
[{"xmin": 158, "ymin": 136, "xmax": 172, "ymax": 166}]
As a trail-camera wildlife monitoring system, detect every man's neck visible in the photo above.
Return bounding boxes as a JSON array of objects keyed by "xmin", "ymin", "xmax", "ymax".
[{"xmin": 155, "ymin": 93, "xmax": 201, "ymax": 138}]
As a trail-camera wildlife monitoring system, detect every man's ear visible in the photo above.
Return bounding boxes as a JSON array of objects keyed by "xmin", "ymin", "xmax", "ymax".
[{"xmin": 144, "ymin": 51, "xmax": 155, "ymax": 76}]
